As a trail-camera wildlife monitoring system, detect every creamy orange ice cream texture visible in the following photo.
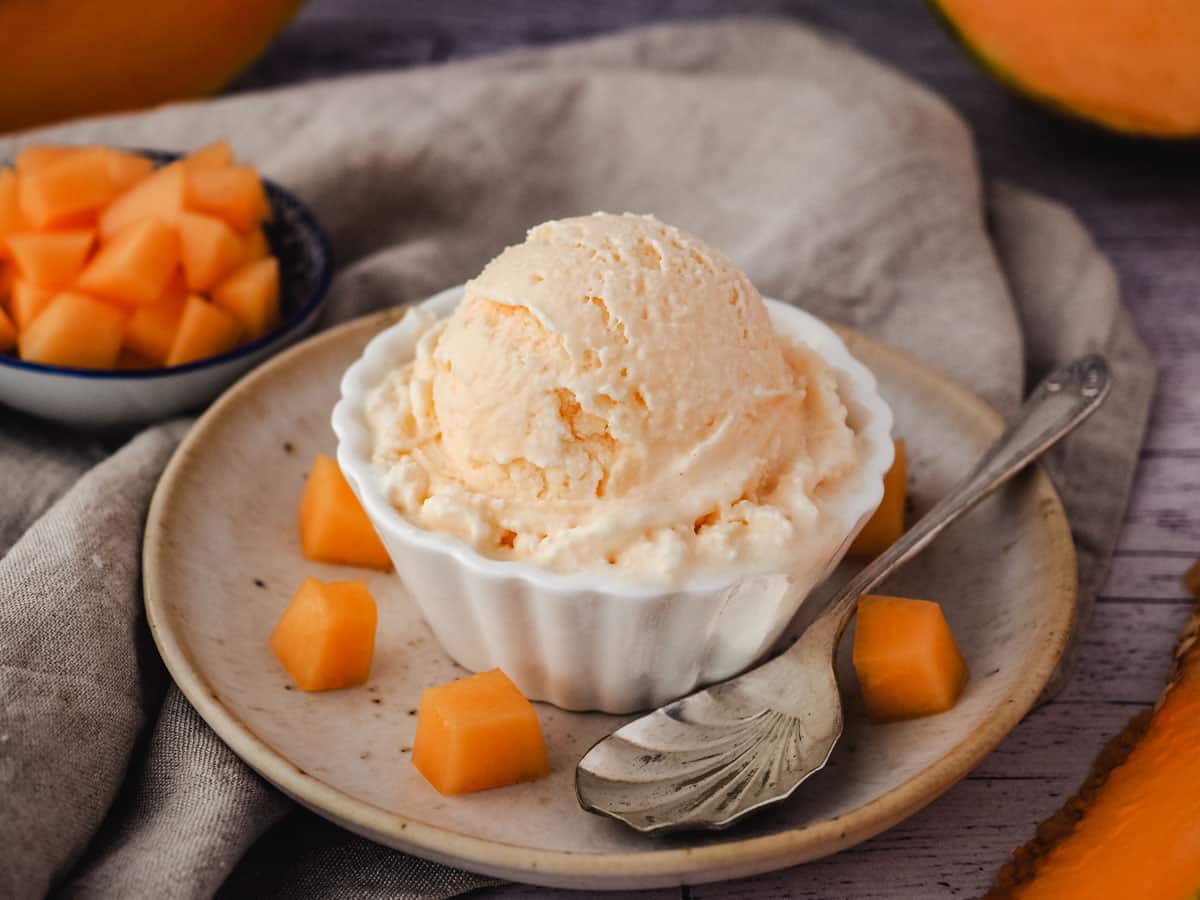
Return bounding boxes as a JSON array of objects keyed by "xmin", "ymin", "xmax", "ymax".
[{"xmin": 367, "ymin": 213, "xmax": 860, "ymax": 582}]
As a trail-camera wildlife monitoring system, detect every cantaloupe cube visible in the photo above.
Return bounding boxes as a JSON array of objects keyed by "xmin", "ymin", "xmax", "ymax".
[
  {"xmin": 176, "ymin": 211, "xmax": 244, "ymax": 292},
  {"xmin": 186, "ymin": 165, "xmax": 270, "ymax": 232},
  {"xmin": 17, "ymin": 147, "xmax": 119, "ymax": 229},
  {"xmin": 76, "ymin": 218, "xmax": 180, "ymax": 305},
  {"xmin": 185, "ymin": 139, "xmax": 234, "ymax": 171},
  {"xmin": 212, "ymin": 257, "xmax": 280, "ymax": 341},
  {"xmin": 124, "ymin": 284, "xmax": 187, "ymax": 365},
  {"xmin": 116, "ymin": 349, "xmax": 156, "ymax": 370},
  {"xmin": 270, "ymin": 578, "xmax": 378, "ymax": 692},
  {"xmin": 18, "ymin": 292, "xmax": 126, "ymax": 369},
  {"xmin": 0, "ymin": 170, "xmax": 28, "ymax": 238},
  {"xmin": 10, "ymin": 279, "xmax": 55, "ymax": 328},
  {"xmin": 103, "ymin": 149, "xmax": 155, "ymax": 194},
  {"xmin": 5, "ymin": 230, "xmax": 95, "ymax": 288},
  {"xmin": 850, "ymin": 438, "xmax": 907, "ymax": 558},
  {"xmin": 298, "ymin": 454, "xmax": 392, "ymax": 570},
  {"xmin": 412, "ymin": 669, "xmax": 550, "ymax": 795},
  {"xmin": 852, "ymin": 594, "xmax": 969, "ymax": 722},
  {"xmin": 13, "ymin": 145, "xmax": 82, "ymax": 176},
  {"xmin": 165, "ymin": 295, "xmax": 240, "ymax": 367},
  {"xmin": 99, "ymin": 161, "xmax": 187, "ymax": 238},
  {"xmin": 0, "ymin": 307, "xmax": 15, "ymax": 351},
  {"xmin": 242, "ymin": 228, "xmax": 270, "ymax": 262}
]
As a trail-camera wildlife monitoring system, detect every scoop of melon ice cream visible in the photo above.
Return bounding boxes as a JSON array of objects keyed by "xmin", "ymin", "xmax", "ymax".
[{"xmin": 367, "ymin": 212, "xmax": 860, "ymax": 582}]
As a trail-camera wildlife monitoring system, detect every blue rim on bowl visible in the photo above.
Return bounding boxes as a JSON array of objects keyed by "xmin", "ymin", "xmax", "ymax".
[{"xmin": 0, "ymin": 149, "xmax": 333, "ymax": 380}]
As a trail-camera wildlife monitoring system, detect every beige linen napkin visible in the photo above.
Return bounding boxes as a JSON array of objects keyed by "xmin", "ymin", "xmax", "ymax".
[{"xmin": 0, "ymin": 18, "xmax": 1153, "ymax": 899}]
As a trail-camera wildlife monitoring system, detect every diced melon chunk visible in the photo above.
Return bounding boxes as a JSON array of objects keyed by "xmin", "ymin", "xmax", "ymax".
[
  {"xmin": 13, "ymin": 145, "xmax": 82, "ymax": 176},
  {"xmin": 116, "ymin": 349, "xmax": 156, "ymax": 370},
  {"xmin": 212, "ymin": 257, "xmax": 280, "ymax": 341},
  {"xmin": 0, "ymin": 170, "xmax": 28, "ymax": 238},
  {"xmin": 76, "ymin": 217, "xmax": 180, "ymax": 305},
  {"xmin": 99, "ymin": 161, "xmax": 186, "ymax": 238},
  {"xmin": 124, "ymin": 283, "xmax": 187, "ymax": 365},
  {"xmin": 850, "ymin": 438, "xmax": 907, "ymax": 558},
  {"xmin": 186, "ymin": 165, "xmax": 270, "ymax": 231},
  {"xmin": 242, "ymin": 228, "xmax": 270, "ymax": 262},
  {"xmin": 165, "ymin": 295, "xmax": 240, "ymax": 367},
  {"xmin": 103, "ymin": 149, "xmax": 155, "ymax": 194},
  {"xmin": 185, "ymin": 139, "xmax": 234, "ymax": 171},
  {"xmin": 0, "ymin": 307, "xmax": 15, "ymax": 351},
  {"xmin": 412, "ymin": 669, "xmax": 550, "ymax": 795},
  {"xmin": 18, "ymin": 292, "xmax": 126, "ymax": 369},
  {"xmin": 17, "ymin": 147, "xmax": 119, "ymax": 228},
  {"xmin": 298, "ymin": 454, "xmax": 393, "ymax": 570},
  {"xmin": 5, "ymin": 230, "xmax": 95, "ymax": 287},
  {"xmin": 176, "ymin": 211, "xmax": 244, "ymax": 292},
  {"xmin": 10, "ymin": 279, "xmax": 55, "ymax": 328},
  {"xmin": 270, "ymin": 578, "xmax": 378, "ymax": 692},
  {"xmin": 852, "ymin": 594, "xmax": 969, "ymax": 722}
]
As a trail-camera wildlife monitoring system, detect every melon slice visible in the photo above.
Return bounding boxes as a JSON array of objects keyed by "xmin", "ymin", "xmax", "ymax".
[
  {"xmin": 186, "ymin": 165, "xmax": 270, "ymax": 231},
  {"xmin": 103, "ymin": 149, "xmax": 155, "ymax": 194},
  {"xmin": 0, "ymin": 307, "xmax": 15, "ymax": 351},
  {"xmin": 212, "ymin": 257, "xmax": 280, "ymax": 341},
  {"xmin": 412, "ymin": 669, "xmax": 550, "ymax": 795},
  {"xmin": 13, "ymin": 145, "xmax": 82, "ymax": 177},
  {"xmin": 852, "ymin": 594, "xmax": 969, "ymax": 722},
  {"xmin": 987, "ymin": 569, "xmax": 1200, "ymax": 898},
  {"xmin": 0, "ymin": 170, "xmax": 28, "ymax": 238},
  {"xmin": 9, "ymin": 280, "xmax": 55, "ymax": 329},
  {"xmin": 76, "ymin": 218, "xmax": 180, "ymax": 305},
  {"xmin": 850, "ymin": 438, "xmax": 906, "ymax": 558},
  {"xmin": 270, "ymin": 578, "xmax": 378, "ymax": 692},
  {"xmin": 5, "ymin": 230, "xmax": 95, "ymax": 288},
  {"xmin": 175, "ymin": 211, "xmax": 245, "ymax": 292},
  {"xmin": 99, "ymin": 161, "xmax": 187, "ymax": 238},
  {"xmin": 298, "ymin": 454, "xmax": 393, "ymax": 571},
  {"xmin": 185, "ymin": 140, "xmax": 234, "ymax": 171},
  {"xmin": 18, "ymin": 292, "xmax": 126, "ymax": 369},
  {"xmin": 17, "ymin": 147, "xmax": 118, "ymax": 229},
  {"xmin": 932, "ymin": 0, "xmax": 1200, "ymax": 138},
  {"xmin": 165, "ymin": 295, "xmax": 240, "ymax": 367},
  {"xmin": 124, "ymin": 281, "xmax": 187, "ymax": 365}
]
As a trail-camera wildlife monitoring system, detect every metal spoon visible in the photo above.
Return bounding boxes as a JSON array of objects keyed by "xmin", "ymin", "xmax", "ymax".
[{"xmin": 576, "ymin": 354, "xmax": 1111, "ymax": 833}]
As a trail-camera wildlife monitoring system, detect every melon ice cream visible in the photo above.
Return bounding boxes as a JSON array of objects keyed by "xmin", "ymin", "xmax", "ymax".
[{"xmin": 366, "ymin": 213, "xmax": 862, "ymax": 583}]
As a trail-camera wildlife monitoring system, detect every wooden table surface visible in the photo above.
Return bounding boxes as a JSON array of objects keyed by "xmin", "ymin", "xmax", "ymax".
[{"xmin": 241, "ymin": 3, "xmax": 1200, "ymax": 897}]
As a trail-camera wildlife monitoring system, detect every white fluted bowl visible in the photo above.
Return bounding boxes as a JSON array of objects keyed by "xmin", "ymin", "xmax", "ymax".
[{"xmin": 333, "ymin": 286, "xmax": 893, "ymax": 713}]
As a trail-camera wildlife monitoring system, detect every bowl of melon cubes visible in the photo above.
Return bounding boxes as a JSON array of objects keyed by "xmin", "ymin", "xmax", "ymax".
[{"xmin": 0, "ymin": 140, "xmax": 332, "ymax": 428}]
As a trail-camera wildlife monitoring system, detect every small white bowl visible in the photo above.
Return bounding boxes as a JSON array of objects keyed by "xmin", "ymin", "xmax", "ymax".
[{"xmin": 333, "ymin": 287, "xmax": 894, "ymax": 713}]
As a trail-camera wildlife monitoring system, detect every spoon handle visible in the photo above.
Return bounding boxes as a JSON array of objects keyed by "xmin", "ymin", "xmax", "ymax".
[{"xmin": 807, "ymin": 354, "xmax": 1112, "ymax": 648}]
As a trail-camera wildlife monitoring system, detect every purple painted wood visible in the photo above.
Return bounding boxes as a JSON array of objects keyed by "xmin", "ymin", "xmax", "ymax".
[{"xmin": 237, "ymin": 3, "xmax": 1200, "ymax": 897}]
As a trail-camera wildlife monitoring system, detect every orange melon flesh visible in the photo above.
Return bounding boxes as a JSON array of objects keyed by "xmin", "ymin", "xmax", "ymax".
[
  {"xmin": 243, "ymin": 228, "xmax": 270, "ymax": 262},
  {"xmin": 412, "ymin": 669, "xmax": 550, "ymax": 795},
  {"xmin": 850, "ymin": 438, "xmax": 906, "ymax": 558},
  {"xmin": 853, "ymin": 594, "xmax": 969, "ymax": 721},
  {"xmin": 185, "ymin": 140, "xmax": 235, "ymax": 171},
  {"xmin": 10, "ymin": 280, "xmax": 55, "ymax": 328},
  {"xmin": 164, "ymin": 295, "xmax": 240, "ymax": 367},
  {"xmin": 298, "ymin": 454, "xmax": 392, "ymax": 571},
  {"xmin": 124, "ymin": 288, "xmax": 187, "ymax": 365},
  {"xmin": 5, "ymin": 230, "xmax": 94, "ymax": 288},
  {"xmin": 76, "ymin": 217, "xmax": 180, "ymax": 305},
  {"xmin": 269, "ymin": 578, "xmax": 378, "ymax": 692},
  {"xmin": 212, "ymin": 257, "xmax": 280, "ymax": 341},
  {"xmin": 103, "ymin": 149, "xmax": 155, "ymax": 193},
  {"xmin": 186, "ymin": 165, "xmax": 269, "ymax": 231},
  {"xmin": 17, "ymin": 147, "xmax": 118, "ymax": 228},
  {"xmin": 176, "ymin": 211, "xmax": 245, "ymax": 292},
  {"xmin": 0, "ymin": 170, "xmax": 28, "ymax": 237},
  {"xmin": 18, "ymin": 291, "xmax": 125, "ymax": 368},
  {"xmin": 14, "ymin": 146, "xmax": 82, "ymax": 176},
  {"xmin": 934, "ymin": 0, "xmax": 1200, "ymax": 137},
  {"xmin": 0, "ymin": 307, "xmax": 15, "ymax": 351},
  {"xmin": 99, "ymin": 161, "xmax": 186, "ymax": 238}
]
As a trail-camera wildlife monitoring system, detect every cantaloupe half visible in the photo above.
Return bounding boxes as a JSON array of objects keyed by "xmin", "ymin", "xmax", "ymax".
[
  {"xmin": 988, "ymin": 564, "xmax": 1200, "ymax": 898},
  {"xmin": 931, "ymin": 0, "xmax": 1200, "ymax": 138},
  {"xmin": 412, "ymin": 669, "xmax": 550, "ymax": 795},
  {"xmin": 0, "ymin": 1, "xmax": 305, "ymax": 133}
]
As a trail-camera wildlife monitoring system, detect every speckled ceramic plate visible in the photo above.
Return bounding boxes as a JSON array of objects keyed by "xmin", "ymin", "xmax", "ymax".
[{"xmin": 144, "ymin": 310, "xmax": 1076, "ymax": 891}]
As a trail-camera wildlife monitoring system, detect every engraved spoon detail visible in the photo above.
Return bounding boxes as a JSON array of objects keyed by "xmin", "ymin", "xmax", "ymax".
[{"xmin": 576, "ymin": 354, "xmax": 1112, "ymax": 833}]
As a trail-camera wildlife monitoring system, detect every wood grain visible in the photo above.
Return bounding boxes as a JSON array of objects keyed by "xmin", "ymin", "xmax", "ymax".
[{"xmin": 235, "ymin": 2, "xmax": 1200, "ymax": 897}]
